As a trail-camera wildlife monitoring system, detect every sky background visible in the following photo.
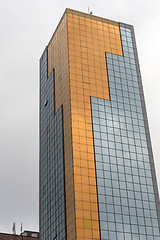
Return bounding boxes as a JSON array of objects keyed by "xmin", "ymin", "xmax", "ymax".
[{"xmin": 0, "ymin": 0, "xmax": 160, "ymax": 235}]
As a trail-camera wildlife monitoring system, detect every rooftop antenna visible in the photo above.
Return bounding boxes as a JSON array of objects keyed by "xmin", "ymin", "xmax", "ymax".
[
  {"xmin": 20, "ymin": 223, "xmax": 23, "ymax": 234},
  {"xmin": 88, "ymin": 7, "xmax": 93, "ymax": 15},
  {"xmin": 12, "ymin": 222, "xmax": 16, "ymax": 235}
]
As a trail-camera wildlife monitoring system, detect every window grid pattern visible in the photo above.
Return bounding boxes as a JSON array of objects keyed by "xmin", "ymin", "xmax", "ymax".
[
  {"xmin": 40, "ymin": 49, "xmax": 66, "ymax": 240},
  {"xmin": 91, "ymin": 26, "xmax": 160, "ymax": 240},
  {"xmin": 48, "ymin": 14, "xmax": 76, "ymax": 240},
  {"xmin": 67, "ymin": 12, "xmax": 123, "ymax": 240}
]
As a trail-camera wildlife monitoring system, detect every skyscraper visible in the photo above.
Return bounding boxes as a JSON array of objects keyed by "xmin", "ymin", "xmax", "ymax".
[{"xmin": 39, "ymin": 9, "xmax": 160, "ymax": 240}]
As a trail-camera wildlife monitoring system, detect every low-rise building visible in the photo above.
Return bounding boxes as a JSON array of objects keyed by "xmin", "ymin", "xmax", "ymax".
[{"xmin": 0, "ymin": 231, "xmax": 39, "ymax": 240}]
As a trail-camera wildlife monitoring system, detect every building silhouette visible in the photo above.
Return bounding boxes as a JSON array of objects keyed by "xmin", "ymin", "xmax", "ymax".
[{"xmin": 39, "ymin": 9, "xmax": 160, "ymax": 240}]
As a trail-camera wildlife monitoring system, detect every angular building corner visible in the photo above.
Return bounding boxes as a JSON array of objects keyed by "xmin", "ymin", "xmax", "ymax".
[{"xmin": 39, "ymin": 8, "xmax": 160, "ymax": 240}]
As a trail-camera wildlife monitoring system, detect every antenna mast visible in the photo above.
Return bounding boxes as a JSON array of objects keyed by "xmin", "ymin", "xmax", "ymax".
[
  {"xmin": 88, "ymin": 7, "xmax": 93, "ymax": 15},
  {"xmin": 21, "ymin": 223, "xmax": 23, "ymax": 234},
  {"xmin": 12, "ymin": 222, "xmax": 16, "ymax": 235}
]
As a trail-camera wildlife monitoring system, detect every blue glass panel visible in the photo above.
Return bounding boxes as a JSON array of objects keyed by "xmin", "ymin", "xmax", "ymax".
[{"xmin": 91, "ymin": 26, "xmax": 160, "ymax": 239}]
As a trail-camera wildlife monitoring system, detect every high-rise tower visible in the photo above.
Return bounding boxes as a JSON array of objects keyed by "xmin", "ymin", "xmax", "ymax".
[{"xmin": 39, "ymin": 9, "xmax": 160, "ymax": 240}]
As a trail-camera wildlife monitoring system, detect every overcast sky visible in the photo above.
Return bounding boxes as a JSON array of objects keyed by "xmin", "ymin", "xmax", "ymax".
[{"xmin": 0, "ymin": 0, "xmax": 160, "ymax": 235}]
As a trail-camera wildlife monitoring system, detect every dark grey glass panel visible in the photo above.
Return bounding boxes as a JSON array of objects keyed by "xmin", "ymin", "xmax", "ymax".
[{"xmin": 40, "ymin": 48, "xmax": 66, "ymax": 240}]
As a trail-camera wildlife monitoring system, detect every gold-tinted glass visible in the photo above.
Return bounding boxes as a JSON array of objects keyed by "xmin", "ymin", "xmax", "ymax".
[
  {"xmin": 48, "ymin": 14, "xmax": 76, "ymax": 240},
  {"xmin": 67, "ymin": 11, "xmax": 123, "ymax": 240},
  {"xmin": 48, "ymin": 9, "xmax": 123, "ymax": 240}
]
